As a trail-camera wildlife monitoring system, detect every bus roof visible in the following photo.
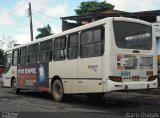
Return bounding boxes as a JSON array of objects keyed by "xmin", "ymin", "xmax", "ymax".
[{"xmin": 5, "ymin": 17, "xmax": 151, "ymax": 52}]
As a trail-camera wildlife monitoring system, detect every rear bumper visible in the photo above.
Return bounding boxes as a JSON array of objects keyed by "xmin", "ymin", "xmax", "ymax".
[{"xmin": 106, "ymin": 79, "xmax": 158, "ymax": 91}]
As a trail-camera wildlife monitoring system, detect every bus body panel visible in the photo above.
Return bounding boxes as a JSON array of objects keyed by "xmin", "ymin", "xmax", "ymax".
[
  {"xmin": 104, "ymin": 18, "xmax": 158, "ymax": 91},
  {"xmin": 3, "ymin": 66, "xmax": 17, "ymax": 87},
  {"xmin": 49, "ymin": 59, "xmax": 78, "ymax": 93},
  {"xmin": 15, "ymin": 62, "xmax": 50, "ymax": 91},
  {"xmin": 77, "ymin": 56, "xmax": 103, "ymax": 93}
]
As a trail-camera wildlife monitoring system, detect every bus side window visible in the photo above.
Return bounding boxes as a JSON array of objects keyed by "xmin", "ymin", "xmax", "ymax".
[
  {"xmin": 94, "ymin": 28, "xmax": 104, "ymax": 56},
  {"xmin": 67, "ymin": 33, "xmax": 79, "ymax": 60},
  {"xmin": 19, "ymin": 47, "xmax": 27, "ymax": 65},
  {"xmin": 39, "ymin": 40, "xmax": 53, "ymax": 62},
  {"xmin": 4, "ymin": 53, "xmax": 11, "ymax": 73},
  {"xmin": 12, "ymin": 49, "xmax": 19, "ymax": 66},
  {"xmin": 28, "ymin": 44, "xmax": 39, "ymax": 63},
  {"xmin": 80, "ymin": 27, "xmax": 104, "ymax": 58},
  {"xmin": 53, "ymin": 36, "xmax": 66, "ymax": 61},
  {"xmin": 46, "ymin": 40, "xmax": 53, "ymax": 61}
]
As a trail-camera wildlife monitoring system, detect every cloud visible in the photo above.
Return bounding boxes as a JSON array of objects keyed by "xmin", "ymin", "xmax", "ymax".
[
  {"xmin": 30, "ymin": 0, "xmax": 48, "ymax": 10},
  {"xmin": 16, "ymin": 34, "xmax": 31, "ymax": 44},
  {"xmin": 13, "ymin": 1, "xmax": 28, "ymax": 16},
  {"xmin": 45, "ymin": 3, "xmax": 69, "ymax": 17},
  {"xmin": 14, "ymin": 0, "xmax": 69, "ymax": 17},
  {"xmin": 14, "ymin": 0, "xmax": 48, "ymax": 16},
  {"xmin": 51, "ymin": 25, "xmax": 62, "ymax": 34},
  {"xmin": 0, "ymin": 8, "xmax": 15, "ymax": 25},
  {"xmin": 100, "ymin": 0, "xmax": 159, "ymax": 12}
]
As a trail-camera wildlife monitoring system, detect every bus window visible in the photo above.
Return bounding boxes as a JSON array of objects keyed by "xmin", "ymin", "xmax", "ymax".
[
  {"xmin": 4, "ymin": 53, "xmax": 11, "ymax": 73},
  {"xmin": 80, "ymin": 27, "xmax": 104, "ymax": 58},
  {"xmin": 39, "ymin": 40, "xmax": 53, "ymax": 62},
  {"xmin": 19, "ymin": 47, "xmax": 27, "ymax": 65},
  {"xmin": 113, "ymin": 21, "xmax": 152, "ymax": 50},
  {"xmin": 53, "ymin": 36, "xmax": 66, "ymax": 61},
  {"xmin": 12, "ymin": 50, "xmax": 19, "ymax": 66},
  {"xmin": 67, "ymin": 33, "xmax": 79, "ymax": 60},
  {"xmin": 28, "ymin": 44, "xmax": 39, "ymax": 63}
]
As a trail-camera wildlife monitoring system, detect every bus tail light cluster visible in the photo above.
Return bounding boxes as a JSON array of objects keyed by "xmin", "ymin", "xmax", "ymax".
[
  {"xmin": 148, "ymin": 76, "xmax": 157, "ymax": 81},
  {"xmin": 109, "ymin": 76, "xmax": 122, "ymax": 82}
]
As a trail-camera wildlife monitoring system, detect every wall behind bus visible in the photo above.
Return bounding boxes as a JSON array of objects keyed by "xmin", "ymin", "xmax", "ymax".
[
  {"xmin": 154, "ymin": 22, "xmax": 160, "ymax": 87},
  {"xmin": 156, "ymin": 37, "xmax": 160, "ymax": 55}
]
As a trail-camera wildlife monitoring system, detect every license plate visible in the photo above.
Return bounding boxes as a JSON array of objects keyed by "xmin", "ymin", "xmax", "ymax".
[{"xmin": 132, "ymin": 76, "xmax": 140, "ymax": 81}]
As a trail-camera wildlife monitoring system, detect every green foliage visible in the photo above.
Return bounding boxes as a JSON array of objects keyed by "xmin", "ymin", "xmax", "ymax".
[
  {"xmin": 75, "ymin": 1, "xmax": 114, "ymax": 15},
  {"xmin": 36, "ymin": 24, "xmax": 53, "ymax": 39},
  {"xmin": 0, "ymin": 49, "xmax": 5, "ymax": 65}
]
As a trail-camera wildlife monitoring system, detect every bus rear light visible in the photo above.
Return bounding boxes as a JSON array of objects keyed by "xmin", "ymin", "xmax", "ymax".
[
  {"xmin": 109, "ymin": 76, "xmax": 122, "ymax": 82},
  {"xmin": 148, "ymin": 76, "xmax": 157, "ymax": 81}
]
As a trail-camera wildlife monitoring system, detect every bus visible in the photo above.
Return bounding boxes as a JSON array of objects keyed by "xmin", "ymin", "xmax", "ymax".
[
  {"xmin": 2, "ymin": 17, "xmax": 158, "ymax": 102},
  {"xmin": 0, "ymin": 65, "xmax": 5, "ymax": 74}
]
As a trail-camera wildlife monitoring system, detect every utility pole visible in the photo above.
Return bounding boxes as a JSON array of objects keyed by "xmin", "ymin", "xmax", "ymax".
[{"xmin": 28, "ymin": 2, "xmax": 34, "ymax": 41}]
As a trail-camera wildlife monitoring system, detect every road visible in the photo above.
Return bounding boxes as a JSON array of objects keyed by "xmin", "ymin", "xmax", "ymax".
[{"xmin": 0, "ymin": 87, "xmax": 160, "ymax": 118}]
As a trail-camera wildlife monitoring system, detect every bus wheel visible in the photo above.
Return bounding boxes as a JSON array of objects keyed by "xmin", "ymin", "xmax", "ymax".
[
  {"xmin": 52, "ymin": 79, "xmax": 64, "ymax": 102},
  {"xmin": 12, "ymin": 79, "xmax": 20, "ymax": 94}
]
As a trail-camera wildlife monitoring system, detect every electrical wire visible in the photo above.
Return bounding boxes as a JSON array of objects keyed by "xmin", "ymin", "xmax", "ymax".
[
  {"xmin": 32, "ymin": 13, "xmax": 45, "ymax": 26},
  {"xmin": 0, "ymin": 0, "xmax": 29, "ymax": 21},
  {"xmin": 32, "ymin": 9, "xmax": 60, "ymax": 20},
  {"xmin": 140, "ymin": 0, "xmax": 160, "ymax": 6}
]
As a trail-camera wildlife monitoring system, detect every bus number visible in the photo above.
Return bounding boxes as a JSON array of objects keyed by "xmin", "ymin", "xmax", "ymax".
[{"xmin": 120, "ymin": 71, "xmax": 131, "ymax": 77}]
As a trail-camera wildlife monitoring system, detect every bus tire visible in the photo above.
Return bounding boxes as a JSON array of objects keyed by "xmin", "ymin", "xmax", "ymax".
[
  {"xmin": 52, "ymin": 79, "xmax": 64, "ymax": 102},
  {"xmin": 12, "ymin": 79, "xmax": 20, "ymax": 94}
]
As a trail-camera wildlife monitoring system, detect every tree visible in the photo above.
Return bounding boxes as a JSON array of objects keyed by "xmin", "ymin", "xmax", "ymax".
[
  {"xmin": 75, "ymin": 1, "xmax": 114, "ymax": 15},
  {"xmin": 7, "ymin": 39, "xmax": 17, "ymax": 49},
  {"xmin": 0, "ymin": 49, "xmax": 5, "ymax": 65},
  {"xmin": 36, "ymin": 24, "xmax": 53, "ymax": 39},
  {"xmin": 0, "ymin": 35, "xmax": 17, "ymax": 50},
  {"xmin": 0, "ymin": 39, "xmax": 5, "ymax": 49}
]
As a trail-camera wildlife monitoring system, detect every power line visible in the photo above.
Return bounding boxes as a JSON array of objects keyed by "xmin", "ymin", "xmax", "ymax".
[
  {"xmin": 0, "ymin": 0, "xmax": 29, "ymax": 21},
  {"xmin": 32, "ymin": 9, "xmax": 61, "ymax": 20},
  {"xmin": 32, "ymin": 13, "xmax": 45, "ymax": 26},
  {"xmin": 11, "ymin": 14, "xmax": 28, "ymax": 25},
  {"xmin": 140, "ymin": 0, "xmax": 160, "ymax": 6}
]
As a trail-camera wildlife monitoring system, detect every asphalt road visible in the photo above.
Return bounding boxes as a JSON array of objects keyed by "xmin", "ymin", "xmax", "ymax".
[{"xmin": 0, "ymin": 87, "xmax": 160, "ymax": 118}]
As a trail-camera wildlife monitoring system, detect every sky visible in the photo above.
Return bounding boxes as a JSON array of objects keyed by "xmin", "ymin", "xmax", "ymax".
[{"xmin": 0, "ymin": 0, "xmax": 160, "ymax": 45}]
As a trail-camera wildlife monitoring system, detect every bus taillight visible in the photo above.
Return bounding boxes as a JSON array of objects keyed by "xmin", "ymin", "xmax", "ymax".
[
  {"xmin": 109, "ymin": 76, "xmax": 122, "ymax": 82},
  {"xmin": 148, "ymin": 76, "xmax": 157, "ymax": 81}
]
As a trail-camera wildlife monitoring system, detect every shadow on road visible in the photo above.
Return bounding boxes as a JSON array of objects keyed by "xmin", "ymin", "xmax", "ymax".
[
  {"xmin": 10, "ymin": 89, "xmax": 160, "ymax": 109},
  {"xmin": 3, "ymin": 87, "xmax": 160, "ymax": 113}
]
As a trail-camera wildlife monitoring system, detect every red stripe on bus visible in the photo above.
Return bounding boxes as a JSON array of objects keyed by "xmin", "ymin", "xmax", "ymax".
[{"xmin": 38, "ymin": 87, "xmax": 49, "ymax": 91}]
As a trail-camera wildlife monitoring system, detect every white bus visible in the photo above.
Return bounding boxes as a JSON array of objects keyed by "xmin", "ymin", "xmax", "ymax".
[{"xmin": 3, "ymin": 17, "xmax": 158, "ymax": 102}]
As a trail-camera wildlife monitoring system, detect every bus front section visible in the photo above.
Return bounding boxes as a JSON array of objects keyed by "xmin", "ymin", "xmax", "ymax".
[{"xmin": 107, "ymin": 18, "xmax": 158, "ymax": 91}]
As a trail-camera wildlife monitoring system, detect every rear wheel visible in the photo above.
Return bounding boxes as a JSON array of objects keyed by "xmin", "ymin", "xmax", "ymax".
[
  {"xmin": 12, "ymin": 79, "xmax": 20, "ymax": 94},
  {"xmin": 52, "ymin": 79, "xmax": 64, "ymax": 102}
]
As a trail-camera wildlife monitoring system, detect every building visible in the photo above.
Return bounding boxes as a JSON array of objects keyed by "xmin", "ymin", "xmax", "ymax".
[{"xmin": 61, "ymin": 9, "xmax": 160, "ymax": 31}]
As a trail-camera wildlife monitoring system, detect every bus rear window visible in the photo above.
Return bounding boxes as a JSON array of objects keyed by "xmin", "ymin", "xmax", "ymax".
[{"xmin": 113, "ymin": 21, "xmax": 152, "ymax": 50}]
